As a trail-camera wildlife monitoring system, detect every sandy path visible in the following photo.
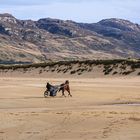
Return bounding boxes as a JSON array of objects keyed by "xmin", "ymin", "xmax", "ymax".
[{"xmin": 0, "ymin": 77, "xmax": 140, "ymax": 140}]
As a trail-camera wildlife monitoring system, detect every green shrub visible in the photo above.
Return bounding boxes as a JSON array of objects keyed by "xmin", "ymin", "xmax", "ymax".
[
  {"xmin": 112, "ymin": 71, "xmax": 118, "ymax": 75},
  {"xmin": 78, "ymin": 72, "xmax": 82, "ymax": 75},
  {"xmin": 70, "ymin": 70, "xmax": 76, "ymax": 74},
  {"xmin": 122, "ymin": 71, "xmax": 134, "ymax": 75}
]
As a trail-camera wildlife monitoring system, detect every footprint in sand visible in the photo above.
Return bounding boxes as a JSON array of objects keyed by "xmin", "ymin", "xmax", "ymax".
[
  {"xmin": 26, "ymin": 132, "xmax": 32, "ymax": 134},
  {"xmin": 31, "ymin": 113, "xmax": 39, "ymax": 116},
  {"xmin": 26, "ymin": 131, "xmax": 40, "ymax": 134}
]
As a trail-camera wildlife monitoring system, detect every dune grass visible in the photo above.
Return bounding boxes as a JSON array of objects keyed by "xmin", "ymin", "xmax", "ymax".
[{"xmin": 0, "ymin": 59, "xmax": 139, "ymax": 76}]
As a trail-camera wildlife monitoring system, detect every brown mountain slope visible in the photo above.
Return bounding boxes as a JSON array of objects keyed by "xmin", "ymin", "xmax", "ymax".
[{"xmin": 0, "ymin": 13, "xmax": 140, "ymax": 64}]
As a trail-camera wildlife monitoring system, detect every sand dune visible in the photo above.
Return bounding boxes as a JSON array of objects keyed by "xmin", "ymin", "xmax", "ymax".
[{"xmin": 0, "ymin": 77, "xmax": 140, "ymax": 140}]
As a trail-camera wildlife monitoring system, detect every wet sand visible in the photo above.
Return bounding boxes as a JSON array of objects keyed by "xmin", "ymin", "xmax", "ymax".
[{"xmin": 0, "ymin": 77, "xmax": 140, "ymax": 140}]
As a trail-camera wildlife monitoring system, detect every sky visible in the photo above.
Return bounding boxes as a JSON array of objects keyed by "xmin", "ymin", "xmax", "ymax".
[{"xmin": 0, "ymin": 0, "xmax": 140, "ymax": 23}]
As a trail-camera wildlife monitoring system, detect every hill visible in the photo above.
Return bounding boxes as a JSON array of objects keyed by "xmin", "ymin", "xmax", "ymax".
[{"xmin": 0, "ymin": 13, "xmax": 140, "ymax": 63}]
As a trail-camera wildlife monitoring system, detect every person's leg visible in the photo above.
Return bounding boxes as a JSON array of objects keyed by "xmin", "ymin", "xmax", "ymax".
[
  {"xmin": 67, "ymin": 89, "xmax": 72, "ymax": 97},
  {"xmin": 62, "ymin": 89, "xmax": 66, "ymax": 97}
]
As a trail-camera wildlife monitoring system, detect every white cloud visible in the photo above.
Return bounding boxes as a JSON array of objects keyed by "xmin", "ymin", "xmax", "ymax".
[{"xmin": 0, "ymin": 0, "xmax": 140, "ymax": 23}]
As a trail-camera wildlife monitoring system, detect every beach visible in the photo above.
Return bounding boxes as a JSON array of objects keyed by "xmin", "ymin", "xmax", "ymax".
[{"xmin": 0, "ymin": 77, "xmax": 140, "ymax": 140}]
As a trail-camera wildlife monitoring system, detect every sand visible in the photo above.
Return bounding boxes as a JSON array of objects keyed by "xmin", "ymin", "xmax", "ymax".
[{"xmin": 0, "ymin": 77, "xmax": 140, "ymax": 140}]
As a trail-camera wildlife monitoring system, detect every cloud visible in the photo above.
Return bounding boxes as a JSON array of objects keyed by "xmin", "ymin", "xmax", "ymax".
[
  {"xmin": 0, "ymin": 0, "xmax": 140, "ymax": 23},
  {"xmin": 0, "ymin": 0, "xmax": 89, "ymax": 6},
  {"xmin": 1, "ymin": 0, "xmax": 140, "ymax": 6},
  {"xmin": 0, "ymin": 0, "xmax": 46, "ymax": 5}
]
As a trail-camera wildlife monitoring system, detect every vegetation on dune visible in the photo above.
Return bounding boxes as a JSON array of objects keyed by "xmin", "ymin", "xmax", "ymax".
[
  {"xmin": 0, "ymin": 59, "xmax": 140, "ymax": 76},
  {"xmin": 0, "ymin": 59, "xmax": 139, "ymax": 69}
]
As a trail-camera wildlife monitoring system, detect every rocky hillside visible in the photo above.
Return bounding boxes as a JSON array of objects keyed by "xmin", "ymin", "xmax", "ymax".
[{"xmin": 0, "ymin": 13, "xmax": 140, "ymax": 64}]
